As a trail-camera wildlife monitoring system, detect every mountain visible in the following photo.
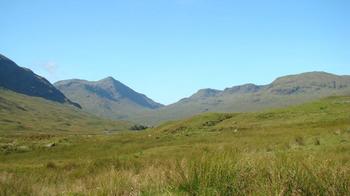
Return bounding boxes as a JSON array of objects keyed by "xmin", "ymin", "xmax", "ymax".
[
  {"xmin": 0, "ymin": 54, "xmax": 80, "ymax": 108},
  {"xmin": 54, "ymin": 77, "xmax": 163, "ymax": 120},
  {"xmin": 0, "ymin": 88, "xmax": 131, "ymax": 134},
  {"xmin": 136, "ymin": 72, "xmax": 350, "ymax": 124}
]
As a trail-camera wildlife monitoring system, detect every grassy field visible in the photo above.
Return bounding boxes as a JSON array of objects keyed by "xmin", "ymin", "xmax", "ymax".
[{"xmin": 0, "ymin": 95, "xmax": 349, "ymax": 195}]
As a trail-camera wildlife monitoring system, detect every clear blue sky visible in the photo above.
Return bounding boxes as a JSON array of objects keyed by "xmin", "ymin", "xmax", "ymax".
[{"xmin": 1, "ymin": 0, "xmax": 349, "ymax": 104}]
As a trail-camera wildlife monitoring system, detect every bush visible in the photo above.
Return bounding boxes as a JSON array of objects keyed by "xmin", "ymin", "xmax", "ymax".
[
  {"xmin": 46, "ymin": 161, "xmax": 57, "ymax": 169},
  {"xmin": 295, "ymin": 136, "xmax": 305, "ymax": 146},
  {"xmin": 130, "ymin": 124, "xmax": 148, "ymax": 131}
]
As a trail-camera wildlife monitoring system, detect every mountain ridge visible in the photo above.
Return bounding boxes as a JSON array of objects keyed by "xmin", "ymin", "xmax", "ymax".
[
  {"xmin": 134, "ymin": 71, "xmax": 350, "ymax": 124},
  {"xmin": 184, "ymin": 71, "xmax": 350, "ymax": 99}
]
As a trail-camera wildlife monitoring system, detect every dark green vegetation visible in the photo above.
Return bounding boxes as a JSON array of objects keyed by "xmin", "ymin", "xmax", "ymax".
[
  {"xmin": 0, "ymin": 88, "xmax": 131, "ymax": 134},
  {"xmin": 138, "ymin": 72, "xmax": 350, "ymax": 124},
  {"xmin": 1, "ymin": 96, "xmax": 349, "ymax": 195},
  {"xmin": 0, "ymin": 54, "xmax": 80, "ymax": 108},
  {"xmin": 55, "ymin": 77, "xmax": 163, "ymax": 120}
]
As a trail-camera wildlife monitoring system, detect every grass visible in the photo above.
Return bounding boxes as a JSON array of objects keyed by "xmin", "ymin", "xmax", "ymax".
[
  {"xmin": 0, "ymin": 93, "xmax": 349, "ymax": 195},
  {"xmin": 174, "ymin": 151, "xmax": 349, "ymax": 195}
]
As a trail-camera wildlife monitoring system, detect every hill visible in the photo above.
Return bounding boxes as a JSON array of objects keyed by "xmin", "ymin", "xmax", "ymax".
[
  {"xmin": 155, "ymin": 95, "xmax": 350, "ymax": 135},
  {"xmin": 0, "ymin": 88, "xmax": 131, "ymax": 134},
  {"xmin": 137, "ymin": 72, "xmax": 350, "ymax": 124},
  {"xmin": 0, "ymin": 54, "xmax": 80, "ymax": 108},
  {"xmin": 54, "ymin": 77, "xmax": 163, "ymax": 120}
]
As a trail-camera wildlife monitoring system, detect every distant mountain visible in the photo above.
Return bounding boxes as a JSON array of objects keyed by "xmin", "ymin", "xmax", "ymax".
[
  {"xmin": 54, "ymin": 77, "xmax": 163, "ymax": 120},
  {"xmin": 0, "ymin": 54, "xmax": 80, "ymax": 108},
  {"xmin": 136, "ymin": 72, "xmax": 350, "ymax": 124}
]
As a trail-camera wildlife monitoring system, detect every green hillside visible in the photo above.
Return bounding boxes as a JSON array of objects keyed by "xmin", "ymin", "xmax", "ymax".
[
  {"xmin": 1, "ymin": 95, "xmax": 349, "ymax": 195},
  {"xmin": 155, "ymin": 95, "xmax": 350, "ymax": 135},
  {"xmin": 0, "ymin": 88, "xmax": 131, "ymax": 135}
]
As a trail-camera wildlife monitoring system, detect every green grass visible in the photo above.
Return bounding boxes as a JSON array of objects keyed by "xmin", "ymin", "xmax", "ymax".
[{"xmin": 0, "ymin": 94, "xmax": 349, "ymax": 195}]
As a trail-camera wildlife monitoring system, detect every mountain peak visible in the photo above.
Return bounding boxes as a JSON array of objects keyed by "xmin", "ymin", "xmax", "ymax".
[
  {"xmin": 100, "ymin": 76, "xmax": 116, "ymax": 82},
  {"xmin": 191, "ymin": 88, "xmax": 221, "ymax": 99},
  {"xmin": 224, "ymin": 83, "xmax": 262, "ymax": 94},
  {"xmin": 97, "ymin": 77, "xmax": 125, "ymax": 88},
  {"xmin": 55, "ymin": 77, "xmax": 164, "ymax": 120},
  {"xmin": 268, "ymin": 71, "xmax": 350, "ymax": 95},
  {"xmin": 272, "ymin": 71, "xmax": 339, "ymax": 83}
]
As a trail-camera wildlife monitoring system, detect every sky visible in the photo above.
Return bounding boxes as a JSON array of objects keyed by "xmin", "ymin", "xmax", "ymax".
[{"xmin": 1, "ymin": 0, "xmax": 349, "ymax": 105}]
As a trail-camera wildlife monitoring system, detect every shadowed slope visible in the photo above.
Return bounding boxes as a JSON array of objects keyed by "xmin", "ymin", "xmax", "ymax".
[{"xmin": 0, "ymin": 54, "xmax": 80, "ymax": 108}]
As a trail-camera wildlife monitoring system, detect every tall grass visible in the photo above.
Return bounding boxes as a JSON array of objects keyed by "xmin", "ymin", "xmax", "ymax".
[
  {"xmin": 1, "ymin": 151, "xmax": 349, "ymax": 195},
  {"xmin": 173, "ymin": 152, "xmax": 350, "ymax": 195}
]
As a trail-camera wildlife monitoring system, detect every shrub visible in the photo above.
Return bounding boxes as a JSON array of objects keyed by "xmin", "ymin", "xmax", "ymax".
[
  {"xmin": 46, "ymin": 161, "xmax": 57, "ymax": 169},
  {"xmin": 130, "ymin": 124, "xmax": 148, "ymax": 131},
  {"xmin": 295, "ymin": 136, "xmax": 305, "ymax": 146}
]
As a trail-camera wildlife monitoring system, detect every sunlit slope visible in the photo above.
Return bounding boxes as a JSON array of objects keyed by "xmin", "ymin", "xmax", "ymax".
[
  {"xmin": 155, "ymin": 95, "xmax": 350, "ymax": 135},
  {"xmin": 0, "ymin": 88, "xmax": 131, "ymax": 134}
]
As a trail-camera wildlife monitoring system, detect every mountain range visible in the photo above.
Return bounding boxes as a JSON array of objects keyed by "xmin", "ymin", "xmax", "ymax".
[
  {"xmin": 1, "ymin": 53, "xmax": 350, "ymax": 125},
  {"xmin": 55, "ymin": 71, "xmax": 350, "ymax": 125}
]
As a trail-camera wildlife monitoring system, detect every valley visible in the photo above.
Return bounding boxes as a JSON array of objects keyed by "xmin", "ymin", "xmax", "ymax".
[{"xmin": 0, "ymin": 54, "xmax": 349, "ymax": 195}]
